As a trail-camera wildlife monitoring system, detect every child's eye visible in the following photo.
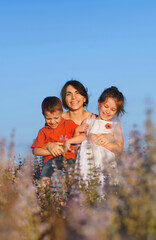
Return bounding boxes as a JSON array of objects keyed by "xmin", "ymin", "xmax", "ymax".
[{"xmin": 104, "ymin": 105, "xmax": 108, "ymax": 108}]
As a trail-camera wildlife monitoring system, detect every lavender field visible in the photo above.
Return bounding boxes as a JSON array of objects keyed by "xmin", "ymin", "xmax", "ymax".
[{"xmin": 0, "ymin": 110, "xmax": 156, "ymax": 240}]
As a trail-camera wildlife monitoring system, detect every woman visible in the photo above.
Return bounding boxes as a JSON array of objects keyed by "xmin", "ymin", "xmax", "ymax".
[
  {"xmin": 44, "ymin": 80, "xmax": 96, "ymax": 156},
  {"xmin": 61, "ymin": 80, "xmax": 96, "ymax": 125}
]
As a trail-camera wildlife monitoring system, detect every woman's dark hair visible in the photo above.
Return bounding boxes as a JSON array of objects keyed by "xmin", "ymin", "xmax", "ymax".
[
  {"xmin": 61, "ymin": 80, "xmax": 89, "ymax": 109},
  {"xmin": 42, "ymin": 96, "xmax": 63, "ymax": 116},
  {"xmin": 98, "ymin": 86, "xmax": 125, "ymax": 116}
]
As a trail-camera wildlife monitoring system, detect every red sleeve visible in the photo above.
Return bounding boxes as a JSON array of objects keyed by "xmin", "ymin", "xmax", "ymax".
[
  {"xmin": 31, "ymin": 129, "xmax": 46, "ymax": 149},
  {"xmin": 68, "ymin": 120, "xmax": 79, "ymax": 135}
]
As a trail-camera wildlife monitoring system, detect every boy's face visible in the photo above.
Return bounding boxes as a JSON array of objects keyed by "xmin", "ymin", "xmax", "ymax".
[{"xmin": 44, "ymin": 110, "xmax": 62, "ymax": 129}]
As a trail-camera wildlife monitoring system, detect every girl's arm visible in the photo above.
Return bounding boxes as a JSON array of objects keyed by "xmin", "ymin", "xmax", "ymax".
[{"xmin": 65, "ymin": 133, "xmax": 86, "ymax": 152}]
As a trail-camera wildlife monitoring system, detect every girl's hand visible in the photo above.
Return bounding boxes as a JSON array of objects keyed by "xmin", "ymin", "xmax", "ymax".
[{"xmin": 45, "ymin": 142, "xmax": 65, "ymax": 157}]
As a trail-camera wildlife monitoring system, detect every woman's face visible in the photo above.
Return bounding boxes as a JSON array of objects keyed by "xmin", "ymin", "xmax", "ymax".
[
  {"xmin": 98, "ymin": 97, "xmax": 117, "ymax": 121},
  {"xmin": 65, "ymin": 85, "xmax": 86, "ymax": 110}
]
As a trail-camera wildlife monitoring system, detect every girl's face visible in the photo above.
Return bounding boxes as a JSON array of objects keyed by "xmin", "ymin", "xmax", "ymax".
[
  {"xmin": 98, "ymin": 97, "xmax": 117, "ymax": 121},
  {"xmin": 65, "ymin": 85, "xmax": 86, "ymax": 111}
]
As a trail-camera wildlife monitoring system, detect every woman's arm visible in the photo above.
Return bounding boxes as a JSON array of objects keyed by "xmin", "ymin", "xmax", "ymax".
[
  {"xmin": 74, "ymin": 119, "xmax": 88, "ymax": 136},
  {"xmin": 32, "ymin": 147, "xmax": 51, "ymax": 156},
  {"xmin": 103, "ymin": 137, "xmax": 123, "ymax": 153},
  {"xmin": 42, "ymin": 142, "xmax": 65, "ymax": 157},
  {"xmin": 102, "ymin": 123, "xmax": 123, "ymax": 153},
  {"xmin": 88, "ymin": 123, "xmax": 124, "ymax": 153},
  {"xmin": 65, "ymin": 119, "xmax": 88, "ymax": 151}
]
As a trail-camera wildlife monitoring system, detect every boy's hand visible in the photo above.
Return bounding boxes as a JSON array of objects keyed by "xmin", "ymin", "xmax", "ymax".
[{"xmin": 45, "ymin": 142, "xmax": 65, "ymax": 157}]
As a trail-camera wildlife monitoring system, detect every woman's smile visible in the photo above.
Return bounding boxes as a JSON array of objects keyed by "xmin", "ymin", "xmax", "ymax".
[{"xmin": 65, "ymin": 85, "xmax": 86, "ymax": 110}]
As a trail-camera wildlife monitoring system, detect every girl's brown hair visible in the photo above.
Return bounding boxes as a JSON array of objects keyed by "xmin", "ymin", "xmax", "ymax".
[{"xmin": 98, "ymin": 86, "xmax": 125, "ymax": 116}]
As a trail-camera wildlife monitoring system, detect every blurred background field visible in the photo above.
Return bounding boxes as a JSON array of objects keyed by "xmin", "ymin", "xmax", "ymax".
[
  {"xmin": 0, "ymin": 109, "xmax": 156, "ymax": 240},
  {"xmin": 0, "ymin": 0, "xmax": 156, "ymax": 158}
]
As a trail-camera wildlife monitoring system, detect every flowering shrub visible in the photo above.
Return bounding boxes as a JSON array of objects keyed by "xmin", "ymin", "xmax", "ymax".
[{"xmin": 0, "ymin": 109, "xmax": 156, "ymax": 240}]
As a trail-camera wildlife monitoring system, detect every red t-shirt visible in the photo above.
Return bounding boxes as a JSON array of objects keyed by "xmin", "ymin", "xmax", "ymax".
[{"xmin": 31, "ymin": 118, "xmax": 78, "ymax": 163}]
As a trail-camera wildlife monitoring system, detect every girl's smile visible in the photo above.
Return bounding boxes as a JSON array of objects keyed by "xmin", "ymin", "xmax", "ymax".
[{"xmin": 98, "ymin": 97, "xmax": 117, "ymax": 121}]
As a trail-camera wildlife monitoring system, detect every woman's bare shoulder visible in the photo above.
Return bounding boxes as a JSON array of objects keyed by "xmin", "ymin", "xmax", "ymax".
[
  {"xmin": 62, "ymin": 111, "xmax": 69, "ymax": 119},
  {"xmin": 85, "ymin": 111, "xmax": 96, "ymax": 119}
]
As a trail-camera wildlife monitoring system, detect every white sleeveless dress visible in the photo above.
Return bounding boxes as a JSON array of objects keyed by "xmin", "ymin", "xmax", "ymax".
[{"xmin": 76, "ymin": 118, "xmax": 117, "ymax": 183}]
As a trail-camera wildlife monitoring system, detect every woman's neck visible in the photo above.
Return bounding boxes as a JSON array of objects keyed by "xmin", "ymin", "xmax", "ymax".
[
  {"xmin": 97, "ymin": 116, "xmax": 111, "ymax": 121},
  {"xmin": 67, "ymin": 109, "xmax": 87, "ymax": 125}
]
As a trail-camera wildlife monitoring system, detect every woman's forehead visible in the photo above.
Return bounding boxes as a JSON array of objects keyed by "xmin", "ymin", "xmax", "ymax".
[{"xmin": 66, "ymin": 85, "xmax": 77, "ymax": 92}]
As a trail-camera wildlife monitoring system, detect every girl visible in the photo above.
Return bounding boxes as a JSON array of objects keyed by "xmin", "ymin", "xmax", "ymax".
[{"xmin": 65, "ymin": 86, "xmax": 125, "ymax": 183}]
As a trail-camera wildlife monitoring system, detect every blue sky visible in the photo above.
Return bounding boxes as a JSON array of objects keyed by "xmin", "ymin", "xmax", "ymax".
[{"xmin": 0, "ymin": 0, "xmax": 156, "ymax": 158}]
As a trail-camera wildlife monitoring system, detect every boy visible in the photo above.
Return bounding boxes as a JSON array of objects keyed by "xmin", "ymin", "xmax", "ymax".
[{"xmin": 31, "ymin": 96, "xmax": 79, "ymax": 186}]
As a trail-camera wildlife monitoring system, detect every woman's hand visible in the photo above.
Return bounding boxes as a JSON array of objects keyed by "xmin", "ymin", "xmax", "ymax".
[
  {"xmin": 44, "ymin": 142, "xmax": 65, "ymax": 157},
  {"xmin": 88, "ymin": 134, "xmax": 110, "ymax": 146},
  {"xmin": 78, "ymin": 122, "xmax": 88, "ymax": 133},
  {"xmin": 74, "ymin": 119, "xmax": 88, "ymax": 136},
  {"xmin": 95, "ymin": 134, "xmax": 110, "ymax": 146}
]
